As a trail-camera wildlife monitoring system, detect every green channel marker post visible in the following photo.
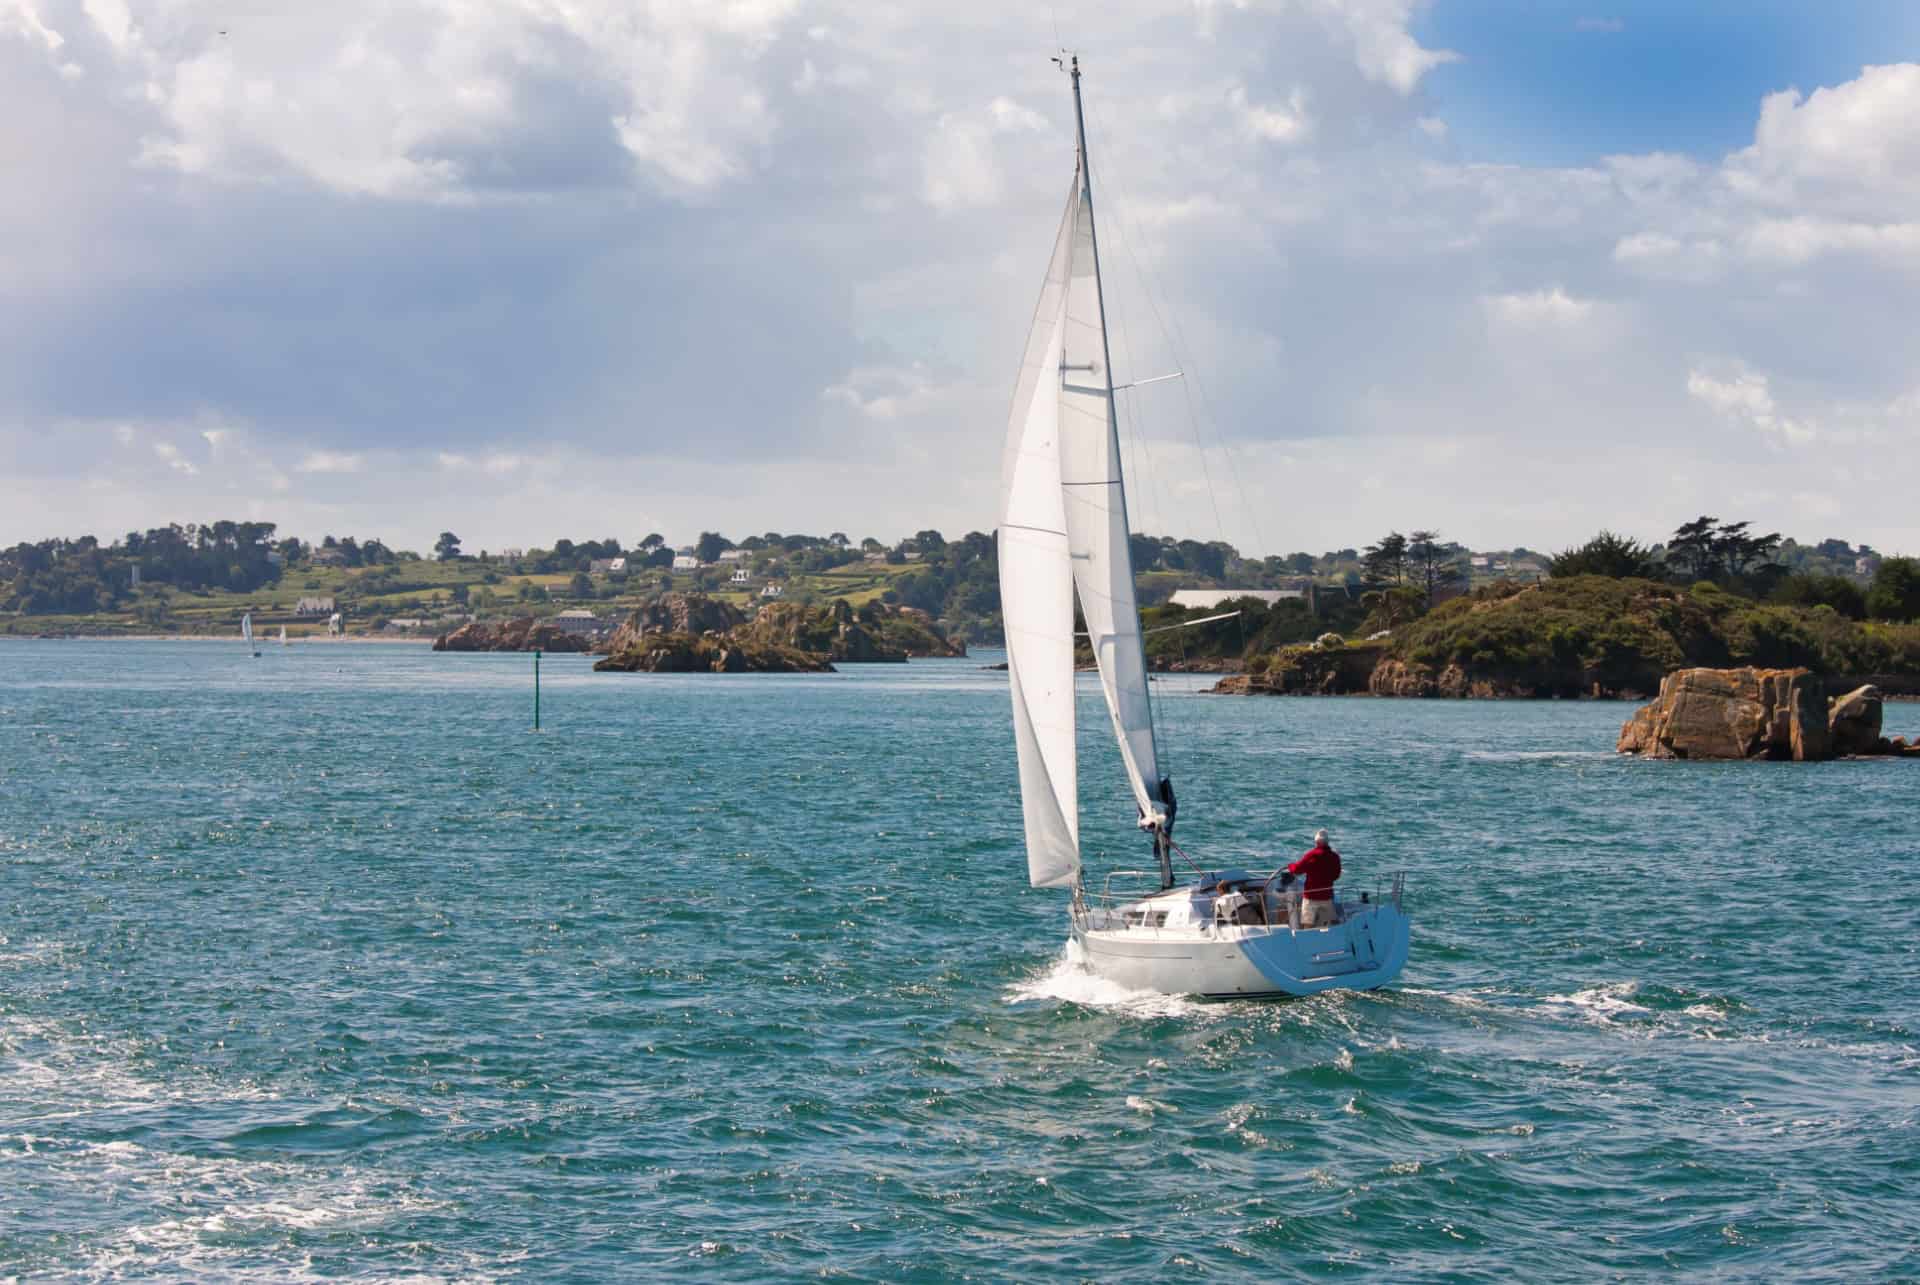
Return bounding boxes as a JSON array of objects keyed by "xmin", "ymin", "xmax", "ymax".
[{"xmin": 533, "ymin": 648, "xmax": 541, "ymax": 731}]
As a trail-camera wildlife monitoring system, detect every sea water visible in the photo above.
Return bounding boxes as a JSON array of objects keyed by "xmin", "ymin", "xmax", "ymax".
[{"xmin": 0, "ymin": 640, "xmax": 1915, "ymax": 1281}]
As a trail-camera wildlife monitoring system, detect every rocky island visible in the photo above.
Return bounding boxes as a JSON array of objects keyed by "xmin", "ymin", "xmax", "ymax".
[
  {"xmin": 1617, "ymin": 667, "xmax": 1918, "ymax": 760},
  {"xmin": 433, "ymin": 617, "xmax": 593, "ymax": 653},
  {"xmin": 591, "ymin": 594, "xmax": 964, "ymax": 674}
]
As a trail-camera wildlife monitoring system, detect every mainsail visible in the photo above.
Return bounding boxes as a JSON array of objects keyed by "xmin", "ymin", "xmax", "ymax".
[
  {"xmin": 242, "ymin": 613, "xmax": 254, "ymax": 648},
  {"xmin": 999, "ymin": 181, "xmax": 1081, "ymax": 888},
  {"xmin": 1058, "ymin": 138, "xmax": 1162, "ymax": 826},
  {"xmin": 998, "ymin": 61, "xmax": 1167, "ymax": 889}
]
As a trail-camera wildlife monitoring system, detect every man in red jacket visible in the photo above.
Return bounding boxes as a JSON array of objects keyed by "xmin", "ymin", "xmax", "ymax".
[{"xmin": 1287, "ymin": 829, "xmax": 1342, "ymax": 928}]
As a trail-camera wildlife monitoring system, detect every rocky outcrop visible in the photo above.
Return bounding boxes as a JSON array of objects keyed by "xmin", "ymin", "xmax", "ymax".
[
  {"xmin": 592, "ymin": 631, "xmax": 832, "ymax": 674},
  {"xmin": 601, "ymin": 594, "xmax": 745, "ymax": 655},
  {"xmin": 740, "ymin": 600, "xmax": 908, "ymax": 663},
  {"xmin": 1827, "ymin": 685, "xmax": 1883, "ymax": 756},
  {"xmin": 1616, "ymin": 667, "xmax": 1830, "ymax": 760},
  {"xmin": 433, "ymin": 617, "xmax": 592, "ymax": 653},
  {"xmin": 1209, "ymin": 643, "xmax": 1382, "ymax": 696}
]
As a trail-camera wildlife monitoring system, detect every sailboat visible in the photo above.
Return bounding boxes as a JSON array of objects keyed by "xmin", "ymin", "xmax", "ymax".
[
  {"xmin": 242, "ymin": 612, "xmax": 260, "ymax": 658},
  {"xmin": 997, "ymin": 58, "xmax": 1409, "ymax": 999},
  {"xmin": 279, "ymin": 625, "xmax": 289, "ymax": 647}
]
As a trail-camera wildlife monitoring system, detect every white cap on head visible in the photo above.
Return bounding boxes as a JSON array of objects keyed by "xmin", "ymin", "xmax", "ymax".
[{"xmin": 1313, "ymin": 829, "xmax": 1330, "ymax": 845}]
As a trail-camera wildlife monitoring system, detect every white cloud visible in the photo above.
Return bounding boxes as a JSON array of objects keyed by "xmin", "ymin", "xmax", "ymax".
[
  {"xmin": 152, "ymin": 441, "xmax": 198, "ymax": 474},
  {"xmin": 1484, "ymin": 287, "xmax": 1594, "ymax": 327},
  {"xmin": 1233, "ymin": 84, "xmax": 1311, "ymax": 144},
  {"xmin": 1687, "ymin": 364, "xmax": 1817, "ymax": 445},
  {"xmin": 298, "ymin": 450, "xmax": 364, "ymax": 474},
  {"xmin": 1725, "ymin": 63, "xmax": 1920, "ymax": 219}
]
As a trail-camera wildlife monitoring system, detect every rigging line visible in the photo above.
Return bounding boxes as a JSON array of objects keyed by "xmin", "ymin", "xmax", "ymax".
[{"xmin": 1080, "ymin": 92, "xmax": 1271, "ymax": 564}]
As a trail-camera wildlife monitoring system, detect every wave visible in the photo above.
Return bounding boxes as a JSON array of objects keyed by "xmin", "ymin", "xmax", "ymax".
[{"xmin": 1002, "ymin": 940, "xmax": 1205, "ymax": 1019}]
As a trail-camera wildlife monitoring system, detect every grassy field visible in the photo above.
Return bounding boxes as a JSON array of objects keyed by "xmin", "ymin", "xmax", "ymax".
[{"xmin": 1, "ymin": 558, "xmax": 928, "ymax": 637}]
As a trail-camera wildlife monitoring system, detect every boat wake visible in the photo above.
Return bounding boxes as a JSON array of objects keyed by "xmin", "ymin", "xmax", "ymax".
[{"xmin": 1004, "ymin": 940, "xmax": 1204, "ymax": 1018}]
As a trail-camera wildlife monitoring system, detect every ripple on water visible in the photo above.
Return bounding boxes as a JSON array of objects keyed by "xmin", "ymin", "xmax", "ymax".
[{"xmin": 0, "ymin": 643, "xmax": 1916, "ymax": 1281}]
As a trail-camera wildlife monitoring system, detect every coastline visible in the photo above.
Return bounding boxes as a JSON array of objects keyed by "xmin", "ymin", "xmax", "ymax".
[{"xmin": 1, "ymin": 633, "xmax": 433, "ymax": 645}]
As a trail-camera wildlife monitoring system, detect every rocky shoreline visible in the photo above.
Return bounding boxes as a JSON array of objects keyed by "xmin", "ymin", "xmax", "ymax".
[{"xmin": 1616, "ymin": 667, "xmax": 1918, "ymax": 760}]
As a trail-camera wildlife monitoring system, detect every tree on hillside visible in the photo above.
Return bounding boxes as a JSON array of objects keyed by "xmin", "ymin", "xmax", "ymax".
[
  {"xmin": 569, "ymin": 572, "xmax": 592, "ymax": 599},
  {"xmin": 1866, "ymin": 557, "xmax": 1920, "ymax": 621},
  {"xmin": 695, "ymin": 532, "xmax": 731, "ymax": 563},
  {"xmin": 1668, "ymin": 516, "xmax": 1719, "ymax": 581},
  {"xmin": 1407, "ymin": 530, "xmax": 1466, "ymax": 605},
  {"xmin": 1548, "ymin": 530, "xmax": 1663, "ymax": 580},
  {"xmin": 639, "ymin": 533, "xmax": 664, "ymax": 551},
  {"xmin": 434, "ymin": 531, "xmax": 462, "ymax": 561},
  {"xmin": 912, "ymin": 529, "xmax": 947, "ymax": 553},
  {"xmin": 1771, "ymin": 573, "xmax": 1866, "ymax": 618},
  {"xmin": 1362, "ymin": 532, "xmax": 1409, "ymax": 586},
  {"xmin": 860, "ymin": 537, "xmax": 883, "ymax": 553}
]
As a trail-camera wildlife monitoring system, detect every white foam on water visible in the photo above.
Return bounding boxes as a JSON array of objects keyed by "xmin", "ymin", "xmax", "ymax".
[
  {"xmin": 1003, "ymin": 940, "xmax": 1205, "ymax": 1019},
  {"xmin": 1464, "ymin": 750, "xmax": 1614, "ymax": 762},
  {"xmin": 1543, "ymin": 982, "xmax": 1651, "ymax": 1022}
]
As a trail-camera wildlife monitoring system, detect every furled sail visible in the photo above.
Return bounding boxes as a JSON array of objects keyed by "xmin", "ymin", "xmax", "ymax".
[
  {"xmin": 1057, "ymin": 156, "xmax": 1163, "ymax": 824},
  {"xmin": 999, "ymin": 181, "xmax": 1081, "ymax": 888}
]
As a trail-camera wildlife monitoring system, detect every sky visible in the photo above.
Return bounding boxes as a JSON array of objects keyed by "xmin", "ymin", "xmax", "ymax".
[{"xmin": 3, "ymin": 0, "xmax": 1918, "ymax": 558}]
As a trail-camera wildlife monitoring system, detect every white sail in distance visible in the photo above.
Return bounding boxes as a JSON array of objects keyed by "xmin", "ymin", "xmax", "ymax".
[
  {"xmin": 998, "ymin": 180, "xmax": 1081, "ymax": 888},
  {"xmin": 1057, "ymin": 149, "xmax": 1163, "ymax": 824}
]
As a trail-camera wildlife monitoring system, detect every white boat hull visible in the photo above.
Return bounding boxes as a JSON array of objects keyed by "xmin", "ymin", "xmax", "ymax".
[{"xmin": 1071, "ymin": 889, "xmax": 1410, "ymax": 999}]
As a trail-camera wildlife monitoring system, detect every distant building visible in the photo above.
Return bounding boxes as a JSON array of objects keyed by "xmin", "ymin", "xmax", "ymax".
[
  {"xmin": 1469, "ymin": 556, "xmax": 1490, "ymax": 570},
  {"xmin": 1857, "ymin": 555, "xmax": 1880, "ymax": 576},
  {"xmin": 311, "ymin": 547, "xmax": 348, "ymax": 566},
  {"xmin": 717, "ymin": 550, "xmax": 751, "ymax": 564},
  {"xmin": 384, "ymin": 618, "xmax": 427, "ymax": 631},
  {"xmin": 549, "ymin": 608, "xmax": 602, "ymax": 634},
  {"xmin": 863, "ymin": 551, "xmax": 887, "ymax": 563},
  {"xmin": 295, "ymin": 596, "xmax": 336, "ymax": 616},
  {"xmin": 589, "ymin": 557, "xmax": 629, "ymax": 575},
  {"xmin": 1167, "ymin": 589, "xmax": 1304, "ymax": 611},
  {"xmin": 729, "ymin": 568, "xmax": 751, "ymax": 585},
  {"xmin": 499, "ymin": 548, "xmax": 524, "ymax": 561},
  {"xmin": 265, "ymin": 550, "xmax": 284, "ymax": 567},
  {"xmin": 672, "ymin": 554, "xmax": 700, "ymax": 571},
  {"xmin": 760, "ymin": 583, "xmax": 785, "ymax": 598}
]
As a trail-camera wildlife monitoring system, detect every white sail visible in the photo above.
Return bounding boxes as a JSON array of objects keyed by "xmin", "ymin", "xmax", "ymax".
[
  {"xmin": 242, "ymin": 613, "xmax": 254, "ymax": 647},
  {"xmin": 999, "ymin": 181, "xmax": 1081, "ymax": 888},
  {"xmin": 1058, "ymin": 158, "xmax": 1163, "ymax": 823},
  {"xmin": 279, "ymin": 626, "xmax": 288, "ymax": 645}
]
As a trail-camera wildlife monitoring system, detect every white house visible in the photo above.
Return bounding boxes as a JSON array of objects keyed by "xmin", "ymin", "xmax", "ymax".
[
  {"xmin": 1167, "ymin": 589, "xmax": 1303, "ymax": 611},
  {"xmin": 717, "ymin": 550, "xmax": 751, "ymax": 564},
  {"xmin": 760, "ymin": 583, "xmax": 785, "ymax": 598},
  {"xmin": 295, "ymin": 596, "xmax": 336, "ymax": 616},
  {"xmin": 1470, "ymin": 555, "xmax": 1490, "ymax": 570},
  {"xmin": 672, "ymin": 554, "xmax": 700, "ymax": 571},
  {"xmin": 550, "ymin": 608, "xmax": 601, "ymax": 634},
  {"xmin": 729, "ymin": 568, "xmax": 751, "ymax": 586}
]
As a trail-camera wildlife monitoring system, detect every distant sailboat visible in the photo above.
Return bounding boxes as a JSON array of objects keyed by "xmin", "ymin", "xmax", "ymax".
[
  {"xmin": 242, "ymin": 612, "xmax": 259, "ymax": 658},
  {"xmin": 279, "ymin": 625, "xmax": 288, "ymax": 647},
  {"xmin": 996, "ymin": 59, "xmax": 1409, "ymax": 998}
]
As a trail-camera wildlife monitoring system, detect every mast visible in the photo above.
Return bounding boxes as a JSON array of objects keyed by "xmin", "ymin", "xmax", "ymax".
[{"xmin": 1066, "ymin": 58, "xmax": 1179, "ymax": 889}]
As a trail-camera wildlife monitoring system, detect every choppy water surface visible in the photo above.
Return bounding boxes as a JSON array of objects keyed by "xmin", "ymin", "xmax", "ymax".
[{"xmin": 1, "ymin": 640, "xmax": 1916, "ymax": 1281}]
